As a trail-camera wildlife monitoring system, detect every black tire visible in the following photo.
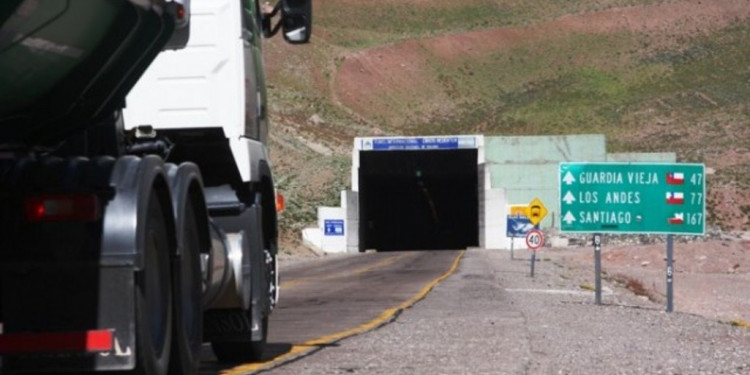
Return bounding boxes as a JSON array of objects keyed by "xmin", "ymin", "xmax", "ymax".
[
  {"xmin": 168, "ymin": 201, "xmax": 203, "ymax": 375},
  {"xmin": 210, "ymin": 316, "xmax": 267, "ymax": 363},
  {"xmin": 133, "ymin": 191, "xmax": 173, "ymax": 375}
]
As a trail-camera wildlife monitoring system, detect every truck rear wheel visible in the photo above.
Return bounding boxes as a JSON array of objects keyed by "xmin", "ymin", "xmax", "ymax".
[
  {"xmin": 168, "ymin": 201, "xmax": 203, "ymax": 375},
  {"xmin": 210, "ymin": 316, "xmax": 267, "ymax": 363},
  {"xmin": 132, "ymin": 190, "xmax": 173, "ymax": 375}
]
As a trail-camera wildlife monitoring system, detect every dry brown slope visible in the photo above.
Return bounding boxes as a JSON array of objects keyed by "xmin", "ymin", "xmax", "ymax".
[{"xmin": 334, "ymin": 0, "xmax": 750, "ymax": 127}]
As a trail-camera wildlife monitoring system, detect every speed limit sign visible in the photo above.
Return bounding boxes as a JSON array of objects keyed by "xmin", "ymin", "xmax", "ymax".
[{"xmin": 525, "ymin": 229, "xmax": 544, "ymax": 251}]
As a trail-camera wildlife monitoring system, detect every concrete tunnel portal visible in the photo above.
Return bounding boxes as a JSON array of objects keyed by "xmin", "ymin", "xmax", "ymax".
[
  {"xmin": 358, "ymin": 148, "xmax": 479, "ymax": 251},
  {"xmin": 308, "ymin": 134, "xmax": 670, "ymax": 254}
]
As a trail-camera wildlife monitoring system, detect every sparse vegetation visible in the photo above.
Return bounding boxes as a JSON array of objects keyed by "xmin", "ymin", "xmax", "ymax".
[
  {"xmin": 609, "ymin": 274, "xmax": 661, "ymax": 302},
  {"xmin": 730, "ymin": 319, "xmax": 750, "ymax": 329},
  {"xmin": 316, "ymin": 0, "xmax": 684, "ymax": 48}
]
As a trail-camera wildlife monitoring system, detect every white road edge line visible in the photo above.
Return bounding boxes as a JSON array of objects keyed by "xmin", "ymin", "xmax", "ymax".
[{"xmin": 505, "ymin": 287, "xmax": 614, "ymax": 296}]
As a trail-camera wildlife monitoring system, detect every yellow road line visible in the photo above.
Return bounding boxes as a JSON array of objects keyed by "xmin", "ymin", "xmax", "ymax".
[
  {"xmin": 280, "ymin": 252, "xmax": 412, "ymax": 289},
  {"xmin": 220, "ymin": 250, "xmax": 466, "ymax": 375}
]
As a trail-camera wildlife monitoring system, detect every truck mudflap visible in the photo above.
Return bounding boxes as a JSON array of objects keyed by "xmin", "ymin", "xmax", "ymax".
[{"xmin": 0, "ymin": 264, "xmax": 137, "ymax": 372}]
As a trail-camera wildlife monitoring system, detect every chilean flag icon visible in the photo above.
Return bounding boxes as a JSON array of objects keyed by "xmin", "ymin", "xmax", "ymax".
[
  {"xmin": 668, "ymin": 213, "xmax": 684, "ymax": 225},
  {"xmin": 666, "ymin": 172, "xmax": 684, "ymax": 185},
  {"xmin": 666, "ymin": 192, "xmax": 684, "ymax": 204}
]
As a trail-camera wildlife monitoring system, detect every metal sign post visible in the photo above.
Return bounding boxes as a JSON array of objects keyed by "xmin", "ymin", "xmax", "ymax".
[
  {"xmin": 666, "ymin": 234, "xmax": 674, "ymax": 312},
  {"xmin": 593, "ymin": 233, "xmax": 602, "ymax": 305},
  {"xmin": 507, "ymin": 214, "xmax": 536, "ymax": 260},
  {"xmin": 525, "ymin": 229, "xmax": 544, "ymax": 278}
]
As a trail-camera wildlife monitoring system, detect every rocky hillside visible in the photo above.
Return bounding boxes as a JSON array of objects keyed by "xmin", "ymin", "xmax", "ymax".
[{"xmin": 262, "ymin": 0, "xmax": 750, "ymax": 254}]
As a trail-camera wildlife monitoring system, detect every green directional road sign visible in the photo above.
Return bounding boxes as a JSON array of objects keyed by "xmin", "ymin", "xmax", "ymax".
[{"xmin": 559, "ymin": 163, "xmax": 705, "ymax": 235}]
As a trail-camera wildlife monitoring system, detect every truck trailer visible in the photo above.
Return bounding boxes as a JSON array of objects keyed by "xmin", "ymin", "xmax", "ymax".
[{"xmin": 0, "ymin": 0, "xmax": 311, "ymax": 374}]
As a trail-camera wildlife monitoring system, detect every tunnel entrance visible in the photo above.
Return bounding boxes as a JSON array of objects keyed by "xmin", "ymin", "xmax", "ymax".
[{"xmin": 359, "ymin": 149, "xmax": 479, "ymax": 251}]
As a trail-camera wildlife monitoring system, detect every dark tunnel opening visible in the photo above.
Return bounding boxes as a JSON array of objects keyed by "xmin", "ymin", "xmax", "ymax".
[{"xmin": 359, "ymin": 149, "xmax": 479, "ymax": 251}]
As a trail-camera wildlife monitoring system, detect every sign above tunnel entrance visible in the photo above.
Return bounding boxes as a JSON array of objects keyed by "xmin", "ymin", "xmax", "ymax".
[
  {"xmin": 360, "ymin": 136, "xmax": 477, "ymax": 151},
  {"xmin": 559, "ymin": 162, "xmax": 706, "ymax": 235}
]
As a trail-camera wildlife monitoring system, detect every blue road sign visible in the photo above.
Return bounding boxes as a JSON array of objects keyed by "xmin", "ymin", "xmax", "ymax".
[
  {"xmin": 507, "ymin": 215, "xmax": 536, "ymax": 238},
  {"xmin": 324, "ymin": 219, "xmax": 345, "ymax": 236},
  {"xmin": 371, "ymin": 137, "xmax": 461, "ymax": 151}
]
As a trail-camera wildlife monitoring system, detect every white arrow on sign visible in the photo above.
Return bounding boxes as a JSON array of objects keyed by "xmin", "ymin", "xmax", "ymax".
[
  {"xmin": 562, "ymin": 191, "xmax": 576, "ymax": 205},
  {"xmin": 562, "ymin": 171, "xmax": 576, "ymax": 185},
  {"xmin": 563, "ymin": 211, "xmax": 576, "ymax": 225}
]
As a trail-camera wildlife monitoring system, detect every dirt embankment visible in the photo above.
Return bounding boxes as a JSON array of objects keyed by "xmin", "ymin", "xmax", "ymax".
[{"xmin": 554, "ymin": 237, "xmax": 750, "ymax": 324}]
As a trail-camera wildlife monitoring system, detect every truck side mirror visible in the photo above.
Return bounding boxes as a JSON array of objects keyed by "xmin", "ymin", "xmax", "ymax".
[{"xmin": 281, "ymin": 0, "xmax": 311, "ymax": 44}]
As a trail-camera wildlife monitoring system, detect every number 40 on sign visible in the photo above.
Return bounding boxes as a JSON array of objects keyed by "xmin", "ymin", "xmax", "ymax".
[{"xmin": 525, "ymin": 229, "xmax": 544, "ymax": 251}]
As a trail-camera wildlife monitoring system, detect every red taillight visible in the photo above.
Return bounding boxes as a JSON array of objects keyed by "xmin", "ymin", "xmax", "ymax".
[
  {"xmin": 24, "ymin": 194, "xmax": 101, "ymax": 222},
  {"xmin": 0, "ymin": 330, "xmax": 113, "ymax": 354},
  {"xmin": 276, "ymin": 192, "xmax": 285, "ymax": 212},
  {"xmin": 176, "ymin": 4, "xmax": 186, "ymax": 20}
]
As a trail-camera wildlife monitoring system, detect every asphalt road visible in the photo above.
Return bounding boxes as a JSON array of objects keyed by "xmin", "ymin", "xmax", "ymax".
[{"xmin": 200, "ymin": 250, "xmax": 463, "ymax": 375}]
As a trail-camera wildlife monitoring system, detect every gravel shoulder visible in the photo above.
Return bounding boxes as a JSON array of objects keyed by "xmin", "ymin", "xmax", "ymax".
[
  {"xmin": 267, "ymin": 248, "xmax": 750, "ymax": 375},
  {"xmin": 552, "ymin": 237, "xmax": 750, "ymax": 324}
]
